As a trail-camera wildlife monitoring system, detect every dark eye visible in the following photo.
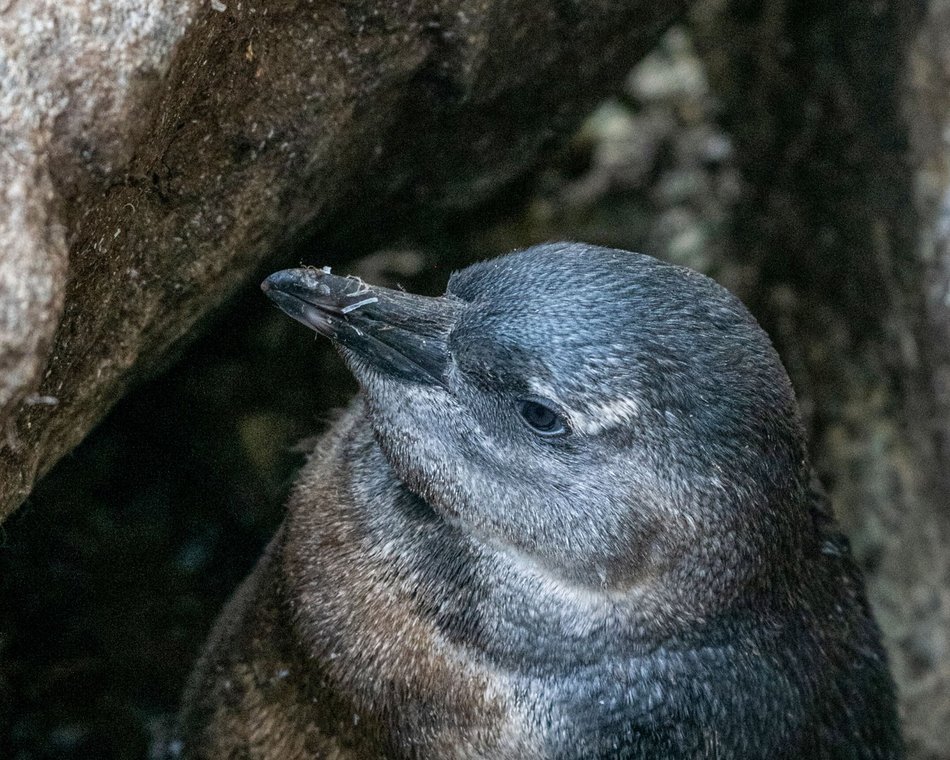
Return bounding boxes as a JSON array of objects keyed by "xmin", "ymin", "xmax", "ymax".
[{"xmin": 517, "ymin": 398, "xmax": 568, "ymax": 436}]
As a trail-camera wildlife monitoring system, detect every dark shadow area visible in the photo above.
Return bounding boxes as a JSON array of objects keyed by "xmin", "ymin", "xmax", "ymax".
[{"xmin": 0, "ymin": 282, "xmax": 348, "ymax": 758}]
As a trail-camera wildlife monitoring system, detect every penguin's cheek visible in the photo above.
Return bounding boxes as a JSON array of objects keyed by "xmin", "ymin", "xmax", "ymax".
[{"xmin": 360, "ymin": 382, "xmax": 473, "ymax": 482}]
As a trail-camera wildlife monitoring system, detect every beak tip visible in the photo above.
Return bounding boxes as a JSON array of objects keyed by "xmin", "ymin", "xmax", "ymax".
[{"xmin": 261, "ymin": 269, "xmax": 300, "ymax": 300}]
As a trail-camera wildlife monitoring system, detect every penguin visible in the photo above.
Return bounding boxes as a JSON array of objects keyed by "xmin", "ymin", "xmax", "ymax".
[{"xmin": 177, "ymin": 242, "xmax": 902, "ymax": 759}]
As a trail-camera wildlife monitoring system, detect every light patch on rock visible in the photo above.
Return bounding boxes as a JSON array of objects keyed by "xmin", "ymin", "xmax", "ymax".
[{"xmin": 0, "ymin": 0, "xmax": 195, "ymax": 422}]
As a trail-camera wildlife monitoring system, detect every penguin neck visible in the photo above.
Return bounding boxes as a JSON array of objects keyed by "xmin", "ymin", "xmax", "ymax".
[
  {"xmin": 284, "ymin": 407, "xmax": 546, "ymax": 755},
  {"xmin": 329, "ymin": 410, "xmax": 785, "ymax": 671},
  {"xmin": 283, "ymin": 406, "xmax": 815, "ymax": 754}
]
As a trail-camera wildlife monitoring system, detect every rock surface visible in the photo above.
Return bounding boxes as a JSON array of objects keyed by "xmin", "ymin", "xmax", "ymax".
[{"xmin": 0, "ymin": 0, "xmax": 684, "ymax": 520}]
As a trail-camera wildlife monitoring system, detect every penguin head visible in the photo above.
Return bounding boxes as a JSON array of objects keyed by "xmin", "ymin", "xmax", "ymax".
[{"xmin": 263, "ymin": 243, "xmax": 808, "ymax": 595}]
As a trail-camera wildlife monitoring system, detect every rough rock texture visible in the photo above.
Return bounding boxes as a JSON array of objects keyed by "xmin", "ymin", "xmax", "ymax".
[
  {"xmin": 689, "ymin": 1, "xmax": 950, "ymax": 756},
  {"xmin": 0, "ymin": 0, "xmax": 684, "ymax": 520},
  {"xmin": 0, "ymin": 0, "xmax": 194, "ymax": 482}
]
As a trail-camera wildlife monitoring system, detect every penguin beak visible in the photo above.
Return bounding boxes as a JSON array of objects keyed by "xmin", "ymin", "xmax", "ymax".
[{"xmin": 262, "ymin": 267, "xmax": 457, "ymax": 387}]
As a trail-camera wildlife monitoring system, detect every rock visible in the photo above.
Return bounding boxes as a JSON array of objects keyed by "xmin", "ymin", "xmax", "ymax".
[{"xmin": 0, "ymin": 0, "xmax": 685, "ymax": 520}]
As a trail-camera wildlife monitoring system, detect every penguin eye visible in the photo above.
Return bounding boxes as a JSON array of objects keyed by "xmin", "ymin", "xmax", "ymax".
[{"xmin": 517, "ymin": 398, "xmax": 568, "ymax": 437}]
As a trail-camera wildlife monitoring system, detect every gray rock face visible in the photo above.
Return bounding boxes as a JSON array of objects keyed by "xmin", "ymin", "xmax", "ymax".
[
  {"xmin": 0, "ymin": 0, "xmax": 195, "ymax": 504},
  {"xmin": 0, "ymin": 0, "xmax": 684, "ymax": 520}
]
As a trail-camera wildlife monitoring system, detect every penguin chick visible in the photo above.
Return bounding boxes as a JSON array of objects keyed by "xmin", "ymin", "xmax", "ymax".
[{"xmin": 178, "ymin": 242, "xmax": 902, "ymax": 759}]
